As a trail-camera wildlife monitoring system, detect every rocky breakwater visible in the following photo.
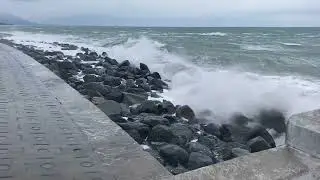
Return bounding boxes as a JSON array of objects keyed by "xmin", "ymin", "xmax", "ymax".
[{"xmin": 1, "ymin": 40, "xmax": 286, "ymax": 175}]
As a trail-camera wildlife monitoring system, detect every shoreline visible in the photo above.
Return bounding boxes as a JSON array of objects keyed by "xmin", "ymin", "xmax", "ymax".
[{"xmin": 0, "ymin": 39, "xmax": 286, "ymax": 174}]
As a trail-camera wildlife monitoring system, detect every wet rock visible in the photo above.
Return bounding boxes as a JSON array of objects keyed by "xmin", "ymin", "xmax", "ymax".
[
  {"xmin": 103, "ymin": 75, "xmax": 122, "ymax": 86},
  {"xmin": 176, "ymin": 105, "xmax": 196, "ymax": 122},
  {"xmin": 83, "ymin": 74, "xmax": 103, "ymax": 83},
  {"xmin": 120, "ymin": 103, "xmax": 131, "ymax": 116},
  {"xmin": 136, "ymin": 100, "xmax": 161, "ymax": 114},
  {"xmin": 83, "ymin": 82, "xmax": 111, "ymax": 97},
  {"xmin": 140, "ymin": 116, "xmax": 170, "ymax": 127},
  {"xmin": 161, "ymin": 100, "xmax": 175, "ymax": 114},
  {"xmin": 122, "ymin": 92, "xmax": 148, "ymax": 106},
  {"xmin": 138, "ymin": 83, "xmax": 151, "ymax": 92},
  {"xmin": 108, "ymin": 114, "xmax": 127, "ymax": 123},
  {"xmin": 136, "ymin": 78, "xmax": 147, "ymax": 85},
  {"xmin": 187, "ymin": 152, "xmax": 214, "ymax": 170},
  {"xmin": 246, "ymin": 126, "xmax": 276, "ymax": 148},
  {"xmin": 126, "ymin": 88, "xmax": 146, "ymax": 94},
  {"xmin": 170, "ymin": 123, "xmax": 193, "ymax": 146},
  {"xmin": 118, "ymin": 122, "xmax": 150, "ymax": 139},
  {"xmin": 149, "ymin": 79, "xmax": 167, "ymax": 91},
  {"xmin": 148, "ymin": 125, "xmax": 173, "ymax": 143},
  {"xmin": 219, "ymin": 124, "xmax": 233, "ymax": 142},
  {"xmin": 247, "ymin": 136, "xmax": 271, "ymax": 153},
  {"xmin": 159, "ymin": 144, "xmax": 189, "ymax": 166},
  {"xmin": 198, "ymin": 135, "xmax": 223, "ymax": 150},
  {"xmin": 125, "ymin": 79, "xmax": 136, "ymax": 88},
  {"xmin": 203, "ymin": 123, "xmax": 221, "ymax": 138},
  {"xmin": 104, "ymin": 57, "xmax": 118, "ymax": 65},
  {"xmin": 104, "ymin": 89, "xmax": 124, "ymax": 103},
  {"xmin": 150, "ymin": 72, "xmax": 161, "ymax": 79},
  {"xmin": 118, "ymin": 60, "xmax": 130, "ymax": 67},
  {"xmin": 187, "ymin": 142, "xmax": 212, "ymax": 157},
  {"xmin": 57, "ymin": 60, "xmax": 77, "ymax": 70},
  {"xmin": 258, "ymin": 109, "xmax": 286, "ymax": 133},
  {"xmin": 140, "ymin": 63, "xmax": 150, "ymax": 73},
  {"xmin": 127, "ymin": 129, "xmax": 144, "ymax": 144}
]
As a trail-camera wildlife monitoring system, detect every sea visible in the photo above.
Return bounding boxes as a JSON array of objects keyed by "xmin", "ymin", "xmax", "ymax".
[{"xmin": 1, "ymin": 26, "xmax": 320, "ymax": 122}]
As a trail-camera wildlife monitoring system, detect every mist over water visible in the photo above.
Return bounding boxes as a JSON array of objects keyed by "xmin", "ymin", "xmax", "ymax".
[{"xmin": 1, "ymin": 26, "xmax": 320, "ymax": 121}]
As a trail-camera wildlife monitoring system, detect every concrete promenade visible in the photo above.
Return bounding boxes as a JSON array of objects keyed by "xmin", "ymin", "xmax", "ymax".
[{"xmin": 0, "ymin": 44, "xmax": 171, "ymax": 180}]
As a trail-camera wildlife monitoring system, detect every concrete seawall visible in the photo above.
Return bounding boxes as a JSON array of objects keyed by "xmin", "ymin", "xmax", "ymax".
[{"xmin": 1, "ymin": 43, "xmax": 319, "ymax": 180}]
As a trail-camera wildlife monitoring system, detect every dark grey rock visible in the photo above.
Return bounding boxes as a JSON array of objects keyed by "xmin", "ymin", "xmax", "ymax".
[
  {"xmin": 120, "ymin": 103, "xmax": 131, "ymax": 116},
  {"xmin": 246, "ymin": 126, "xmax": 276, "ymax": 148},
  {"xmin": 138, "ymin": 83, "xmax": 151, "ymax": 92},
  {"xmin": 136, "ymin": 78, "xmax": 147, "ymax": 85},
  {"xmin": 108, "ymin": 114, "xmax": 127, "ymax": 123},
  {"xmin": 161, "ymin": 100, "xmax": 175, "ymax": 114},
  {"xmin": 83, "ymin": 74, "xmax": 103, "ymax": 83},
  {"xmin": 187, "ymin": 142, "xmax": 212, "ymax": 157},
  {"xmin": 159, "ymin": 144, "xmax": 189, "ymax": 166},
  {"xmin": 140, "ymin": 116, "xmax": 170, "ymax": 127},
  {"xmin": 119, "ymin": 60, "xmax": 130, "ymax": 67},
  {"xmin": 204, "ymin": 123, "xmax": 221, "ymax": 138},
  {"xmin": 103, "ymin": 75, "xmax": 122, "ymax": 86},
  {"xmin": 57, "ymin": 60, "xmax": 77, "ymax": 70},
  {"xmin": 258, "ymin": 109, "xmax": 286, "ymax": 133},
  {"xmin": 127, "ymin": 129, "xmax": 144, "ymax": 144},
  {"xmin": 247, "ymin": 136, "xmax": 271, "ymax": 153},
  {"xmin": 83, "ymin": 82, "xmax": 111, "ymax": 97},
  {"xmin": 148, "ymin": 125, "xmax": 173, "ymax": 143},
  {"xmin": 187, "ymin": 152, "xmax": 214, "ymax": 170},
  {"xmin": 166, "ymin": 165, "xmax": 188, "ymax": 175},
  {"xmin": 140, "ymin": 63, "xmax": 150, "ymax": 73},
  {"xmin": 118, "ymin": 122, "xmax": 150, "ymax": 139},
  {"xmin": 150, "ymin": 72, "xmax": 161, "ymax": 79},
  {"xmin": 125, "ymin": 79, "xmax": 136, "ymax": 88},
  {"xmin": 91, "ymin": 96, "xmax": 106, "ymax": 105},
  {"xmin": 198, "ymin": 135, "xmax": 223, "ymax": 150},
  {"xmin": 219, "ymin": 124, "xmax": 233, "ymax": 142},
  {"xmin": 137, "ymin": 100, "xmax": 161, "ymax": 114},
  {"xmin": 122, "ymin": 92, "xmax": 148, "ymax": 106},
  {"xmin": 104, "ymin": 57, "xmax": 118, "ymax": 65},
  {"xmin": 104, "ymin": 89, "xmax": 124, "ymax": 103},
  {"xmin": 176, "ymin": 105, "xmax": 196, "ymax": 122},
  {"xmin": 170, "ymin": 123, "xmax": 193, "ymax": 146},
  {"xmin": 230, "ymin": 113, "xmax": 252, "ymax": 126},
  {"xmin": 126, "ymin": 88, "xmax": 146, "ymax": 94}
]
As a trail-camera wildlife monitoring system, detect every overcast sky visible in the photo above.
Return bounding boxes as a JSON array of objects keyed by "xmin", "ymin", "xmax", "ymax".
[{"xmin": 1, "ymin": 0, "xmax": 320, "ymax": 26}]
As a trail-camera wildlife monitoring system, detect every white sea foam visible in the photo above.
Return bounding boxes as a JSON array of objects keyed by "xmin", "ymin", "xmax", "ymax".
[
  {"xmin": 281, "ymin": 42, "xmax": 302, "ymax": 47},
  {"xmin": 3, "ymin": 31, "xmax": 320, "ymax": 123},
  {"xmin": 185, "ymin": 32, "xmax": 227, "ymax": 36},
  {"xmin": 241, "ymin": 44, "xmax": 279, "ymax": 51}
]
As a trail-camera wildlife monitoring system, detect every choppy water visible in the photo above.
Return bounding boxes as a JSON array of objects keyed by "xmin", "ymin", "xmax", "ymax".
[{"xmin": 1, "ymin": 26, "xmax": 320, "ymax": 121}]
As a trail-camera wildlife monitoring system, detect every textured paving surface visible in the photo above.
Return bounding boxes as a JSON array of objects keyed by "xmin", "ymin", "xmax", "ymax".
[
  {"xmin": 163, "ymin": 146, "xmax": 320, "ymax": 180},
  {"xmin": 0, "ymin": 44, "xmax": 171, "ymax": 180}
]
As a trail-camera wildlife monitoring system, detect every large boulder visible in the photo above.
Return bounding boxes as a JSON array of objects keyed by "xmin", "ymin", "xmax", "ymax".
[
  {"xmin": 57, "ymin": 60, "xmax": 77, "ymax": 70},
  {"xmin": 127, "ymin": 129, "xmax": 144, "ymax": 144},
  {"xmin": 83, "ymin": 74, "xmax": 103, "ymax": 83},
  {"xmin": 161, "ymin": 100, "xmax": 176, "ymax": 114},
  {"xmin": 104, "ymin": 89, "xmax": 124, "ymax": 103},
  {"xmin": 136, "ymin": 100, "xmax": 161, "ymax": 114},
  {"xmin": 203, "ymin": 123, "xmax": 221, "ymax": 138},
  {"xmin": 246, "ymin": 126, "xmax": 276, "ymax": 148},
  {"xmin": 83, "ymin": 82, "xmax": 111, "ymax": 97},
  {"xmin": 140, "ymin": 116, "xmax": 170, "ymax": 127},
  {"xmin": 159, "ymin": 144, "xmax": 189, "ymax": 166},
  {"xmin": 118, "ymin": 60, "xmax": 130, "ymax": 67},
  {"xmin": 122, "ymin": 92, "xmax": 148, "ymax": 106},
  {"xmin": 148, "ymin": 125, "xmax": 173, "ymax": 143},
  {"xmin": 104, "ymin": 57, "xmax": 118, "ymax": 66},
  {"xmin": 103, "ymin": 75, "xmax": 122, "ymax": 87},
  {"xmin": 149, "ymin": 72, "xmax": 161, "ymax": 79},
  {"xmin": 140, "ymin": 63, "xmax": 150, "ymax": 73},
  {"xmin": 198, "ymin": 135, "xmax": 223, "ymax": 150},
  {"xmin": 187, "ymin": 142, "xmax": 212, "ymax": 157},
  {"xmin": 170, "ymin": 123, "xmax": 193, "ymax": 146},
  {"xmin": 187, "ymin": 152, "xmax": 214, "ymax": 170},
  {"xmin": 247, "ymin": 136, "xmax": 271, "ymax": 153},
  {"xmin": 219, "ymin": 124, "xmax": 233, "ymax": 142},
  {"xmin": 176, "ymin": 105, "xmax": 196, "ymax": 122},
  {"xmin": 118, "ymin": 122, "xmax": 150, "ymax": 139},
  {"xmin": 258, "ymin": 109, "xmax": 286, "ymax": 133},
  {"xmin": 149, "ymin": 79, "xmax": 168, "ymax": 91}
]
